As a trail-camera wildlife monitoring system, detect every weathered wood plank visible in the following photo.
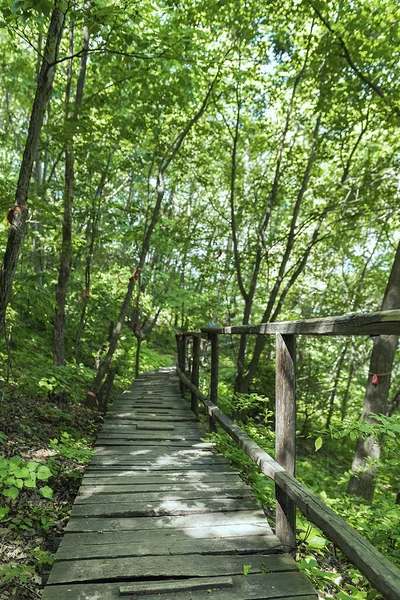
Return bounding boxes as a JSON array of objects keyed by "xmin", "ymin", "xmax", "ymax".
[
  {"xmin": 48, "ymin": 553, "xmax": 298, "ymax": 584},
  {"xmin": 201, "ymin": 309, "xmax": 400, "ymax": 336},
  {"xmin": 102, "ymin": 414, "xmax": 199, "ymax": 422},
  {"xmin": 71, "ymin": 497, "xmax": 259, "ymax": 518},
  {"xmin": 42, "ymin": 573, "xmax": 317, "ymax": 600},
  {"xmin": 93, "ymin": 446, "xmax": 215, "ymax": 456},
  {"xmin": 82, "ymin": 472, "xmax": 241, "ymax": 484},
  {"xmin": 77, "ymin": 487, "xmax": 250, "ymax": 501},
  {"xmin": 93, "ymin": 439, "xmax": 213, "ymax": 447},
  {"xmin": 119, "ymin": 577, "xmax": 233, "ymax": 595},
  {"xmin": 65, "ymin": 509, "xmax": 271, "ymax": 533},
  {"xmin": 275, "ymin": 333, "xmax": 296, "ymax": 551},
  {"xmin": 88, "ymin": 456, "xmax": 229, "ymax": 466},
  {"xmin": 57, "ymin": 534, "xmax": 281, "ymax": 560},
  {"xmin": 108, "ymin": 412, "xmax": 195, "ymax": 419},
  {"xmin": 60, "ymin": 522, "xmax": 275, "ymax": 548},
  {"xmin": 85, "ymin": 464, "xmax": 232, "ymax": 473}
]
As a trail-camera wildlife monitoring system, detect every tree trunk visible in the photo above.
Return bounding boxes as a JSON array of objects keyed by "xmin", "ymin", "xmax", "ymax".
[
  {"xmin": 54, "ymin": 7, "xmax": 89, "ymax": 365},
  {"xmin": 85, "ymin": 73, "xmax": 219, "ymax": 407},
  {"xmin": 0, "ymin": 8, "xmax": 65, "ymax": 329},
  {"xmin": 74, "ymin": 152, "xmax": 111, "ymax": 363},
  {"xmin": 348, "ymin": 241, "xmax": 400, "ymax": 501},
  {"xmin": 135, "ymin": 335, "xmax": 142, "ymax": 379}
]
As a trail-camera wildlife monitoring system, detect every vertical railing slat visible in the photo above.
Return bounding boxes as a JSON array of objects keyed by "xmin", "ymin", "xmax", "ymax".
[
  {"xmin": 275, "ymin": 333, "xmax": 297, "ymax": 553},
  {"xmin": 209, "ymin": 332, "xmax": 219, "ymax": 431},
  {"xmin": 191, "ymin": 334, "xmax": 200, "ymax": 415}
]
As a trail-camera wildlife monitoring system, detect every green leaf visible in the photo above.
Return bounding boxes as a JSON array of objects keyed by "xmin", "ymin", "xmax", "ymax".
[
  {"xmin": 3, "ymin": 486, "xmax": 19, "ymax": 499},
  {"xmin": 27, "ymin": 461, "xmax": 39, "ymax": 472},
  {"xmin": 13, "ymin": 467, "xmax": 29, "ymax": 478},
  {"xmin": 37, "ymin": 465, "xmax": 52, "ymax": 481},
  {"xmin": 39, "ymin": 486, "xmax": 53, "ymax": 499},
  {"xmin": 243, "ymin": 564, "xmax": 252, "ymax": 576},
  {"xmin": 23, "ymin": 475, "xmax": 37, "ymax": 488},
  {"xmin": 315, "ymin": 437, "xmax": 322, "ymax": 452},
  {"xmin": 0, "ymin": 507, "xmax": 10, "ymax": 520}
]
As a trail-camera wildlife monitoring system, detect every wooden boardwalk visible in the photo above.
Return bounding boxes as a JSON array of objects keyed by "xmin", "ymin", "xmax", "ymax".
[{"xmin": 43, "ymin": 368, "xmax": 317, "ymax": 600}]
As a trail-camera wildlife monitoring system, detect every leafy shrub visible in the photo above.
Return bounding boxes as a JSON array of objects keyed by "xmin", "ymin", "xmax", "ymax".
[{"xmin": 0, "ymin": 455, "xmax": 54, "ymax": 506}]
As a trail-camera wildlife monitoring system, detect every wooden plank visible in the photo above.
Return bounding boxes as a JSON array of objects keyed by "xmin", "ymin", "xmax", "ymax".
[
  {"xmin": 48, "ymin": 553, "xmax": 298, "ymax": 584},
  {"xmin": 275, "ymin": 333, "xmax": 296, "ymax": 552},
  {"xmin": 94, "ymin": 439, "xmax": 212, "ymax": 447},
  {"xmin": 99, "ymin": 425, "xmax": 203, "ymax": 433},
  {"xmin": 57, "ymin": 534, "xmax": 281, "ymax": 560},
  {"xmin": 81, "ymin": 472, "xmax": 241, "ymax": 484},
  {"xmin": 78, "ymin": 483, "xmax": 249, "ymax": 495},
  {"xmin": 200, "ymin": 309, "xmax": 400, "ymax": 336},
  {"xmin": 97, "ymin": 432, "xmax": 202, "ymax": 441},
  {"xmin": 101, "ymin": 421, "xmax": 202, "ymax": 428},
  {"xmin": 60, "ymin": 522, "xmax": 275, "ymax": 548},
  {"xmin": 119, "ymin": 577, "xmax": 234, "ymax": 595},
  {"xmin": 71, "ymin": 497, "xmax": 259, "ymax": 518},
  {"xmin": 65, "ymin": 509, "xmax": 271, "ymax": 533},
  {"xmin": 101, "ymin": 414, "xmax": 199, "ymax": 422},
  {"xmin": 85, "ymin": 464, "xmax": 231, "ymax": 473},
  {"xmin": 88, "ymin": 455, "xmax": 229, "ymax": 465},
  {"xmin": 75, "ymin": 490, "xmax": 252, "ymax": 504},
  {"xmin": 93, "ymin": 446, "xmax": 215, "ymax": 456},
  {"xmin": 108, "ymin": 411, "xmax": 195, "ymax": 419},
  {"xmin": 94, "ymin": 439, "xmax": 209, "ymax": 446},
  {"xmin": 42, "ymin": 573, "xmax": 317, "ymax": 600}
]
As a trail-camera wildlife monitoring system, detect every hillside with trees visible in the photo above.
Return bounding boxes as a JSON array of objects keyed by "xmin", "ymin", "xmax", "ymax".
[{"xmin": 0, "ymin": 0, "xmax": 399, "ymax": 598}]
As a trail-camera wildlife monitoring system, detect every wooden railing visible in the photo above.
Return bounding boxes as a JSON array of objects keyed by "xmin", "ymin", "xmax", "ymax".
[{"xmin": 175, "ymin": 310, "xmax": 400, "ymax": 600}]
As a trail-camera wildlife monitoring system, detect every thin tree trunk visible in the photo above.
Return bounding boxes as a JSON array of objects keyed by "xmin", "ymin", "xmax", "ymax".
[
  {"xmin": 348, "ymin": 241, "xmax": 400, "ymax": 501},
  {"xmin": 234, "ymin": 35, "xmax": 315, "ymax": 392},
  {"xmin": 85, "ymin": 72, "xmax": 219, "ymax": 407},
  {"xmin": 341, "ymin": 360, "xmax": 355, "ymax": 421},
  {"xmin": 241, "ymin": 118, "xmax": 367, "ymax": 392},
  {"xmin": 0, "ymin": 8, "xmax": 65, "ymax": 329},
  {"xmin": 325, "ymin": 341, "xmax": 349, "ymax": 428},
  {"xmin": 54, "ymin": 6, "xmax": 89, "ymax": 365},
  {"xmin": 74, "ymin": 152, "xmax": 112, "ymax": 363},
  {"xmin": 135, "ymin": 336, "xmax": 142, "ymax": 378}
]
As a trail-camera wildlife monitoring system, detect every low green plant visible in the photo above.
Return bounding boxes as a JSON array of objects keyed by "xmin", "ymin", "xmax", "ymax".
[
  {"xmin": 30, "ymin": 546, "xmax": 55, "ymax": 568},
  {"xmin": 0, "ymin": 563, "xmax": 35, "ymax": 584},
  {"xmin": 49, "ymin": 431, "xmax": 94, "ymax": 464},
  {"xmin": 297, "ymin": 517, "xmax": 328, "ymax": 554},
  {"xmin": 0, "ymin": 455, "xmax": 54, "ymax": 501}
]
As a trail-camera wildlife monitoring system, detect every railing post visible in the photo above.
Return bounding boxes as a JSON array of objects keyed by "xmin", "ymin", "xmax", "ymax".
[
  {"xmin": 275, "ymin": 333, "xmax": 296, "ymax": 553},
  {"xmin": 191, "ymin": 334, "xmax": 200, "ymax": 415},
  {"xmin": 176, "ymin": 334, "xmax": 186, "ymax": 398},
  {"xmin": 209, "ymin": 332, "xmax": 219, "ymax": 431}
]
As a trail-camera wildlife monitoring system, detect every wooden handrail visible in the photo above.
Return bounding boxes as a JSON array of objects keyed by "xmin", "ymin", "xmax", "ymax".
[
  {"xmin": 176, "ymin": 366, "xmax": 400, "ymax": 600},
  {"xmin": 174, "ymin": 308, "xmax": 400, "ymax": 600},
  {"xmin": 201, "ymin": 309, "xmax": 400, "ymax": 336}
]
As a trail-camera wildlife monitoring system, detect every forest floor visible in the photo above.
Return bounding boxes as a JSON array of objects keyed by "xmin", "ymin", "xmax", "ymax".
[{"xmin": 0, "ymin": 391, "xmax": 101, "ymax": 599}]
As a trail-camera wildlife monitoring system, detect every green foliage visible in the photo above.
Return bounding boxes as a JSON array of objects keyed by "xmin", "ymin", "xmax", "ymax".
[
  {"xmin": 0, "ymin": 562, "xmax": 35, "ymax": 584},
  {"xmin": 49, "ymin": 431, "xmax": 94, "ymax": 465},
  {"xmin": 242, "ymin": 564, "xmax": 252, "ymax": 576},
  {"xmin": 30, "ymin": 546, "xmax": 55, "ymax": 568},
  {"xmin": 0, "ymin": 455, "xmax": 54, "ymax": 500}
]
